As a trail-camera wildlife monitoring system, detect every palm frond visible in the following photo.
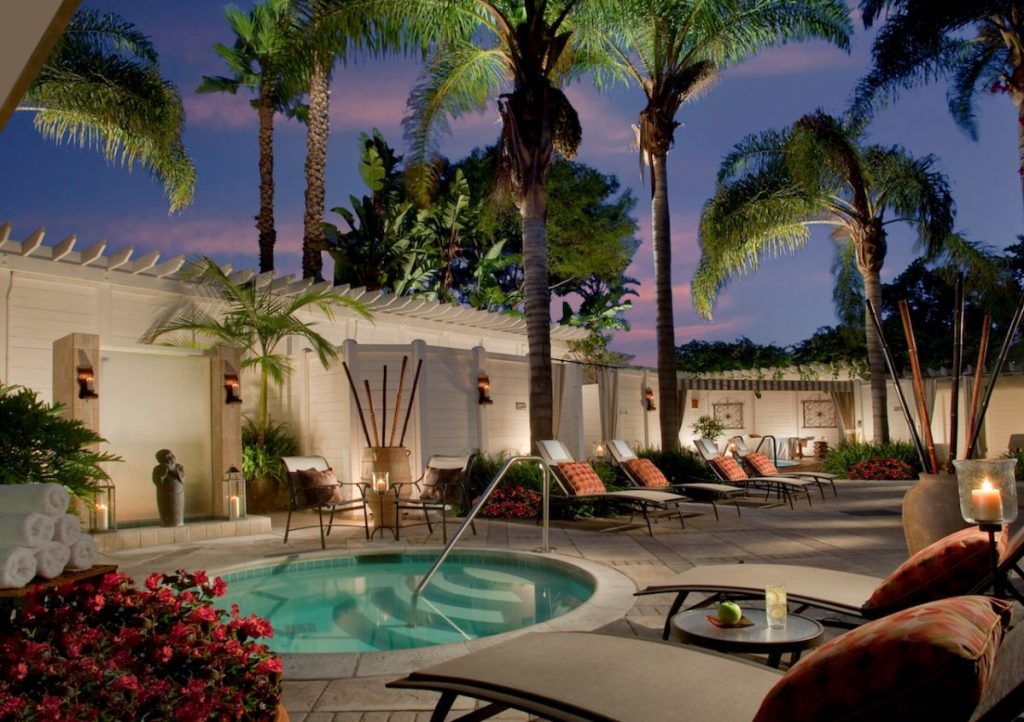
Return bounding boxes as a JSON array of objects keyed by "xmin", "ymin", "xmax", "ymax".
[
  {"xmin": 867, "ymin": 146, "xmax": 954, "ymax": 253},
  {"xmin": 830, "ymin": 237, "xmax": 864, "ymax": 325}
]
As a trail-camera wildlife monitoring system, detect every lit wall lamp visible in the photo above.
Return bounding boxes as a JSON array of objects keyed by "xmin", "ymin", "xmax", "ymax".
[
  {"xmin": 477, "ymin": 375, "xmax": 494, "ymax": 405},
  {"xmin": 644, "ymin": 387, "xmax": 656, "ymax": 411},
  {"xmin": 224, "ymin": 374, "xmax": 242, "ymax": 404},
  {"xmin": 77, "ymin": 366, "xmax": 98, "ymax": 399}
]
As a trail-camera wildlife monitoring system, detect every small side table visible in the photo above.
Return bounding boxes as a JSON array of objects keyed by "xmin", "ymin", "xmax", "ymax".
[
  {"xmin": 369, "ymin": 489, "xmax": 398, "ymax": 540},
  {"xmin": 671, "ymin": 608, "xmax": 824, "ymax": 668}
]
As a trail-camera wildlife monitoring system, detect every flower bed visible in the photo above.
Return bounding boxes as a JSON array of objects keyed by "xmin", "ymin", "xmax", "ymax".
[
  {"xmin": 474, "ymin": 486, "xmax": 541, "ymax": 519},
  {"xmin": 848, "ymin": 457, "xmax": 916, "ymax": 481},
  {"xmin": 0, "ymin": 569, "xmax": 282, "ymax": 721}
]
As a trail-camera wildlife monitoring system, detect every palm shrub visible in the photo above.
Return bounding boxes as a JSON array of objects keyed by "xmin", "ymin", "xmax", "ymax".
[
  {"xmin": 241, "ymin": 420, "xmax": 299, "ymax": 487},
  {"xmin": 0, "ymin": 384, "xmax": 122, "ymax": 504},
  {"xmin": 821, "ymin": 439, "xmax": 921, "ymax": 478},
  {"xmin": 690, "ymin": 415, "xmax": 726, "ymax": 443}
]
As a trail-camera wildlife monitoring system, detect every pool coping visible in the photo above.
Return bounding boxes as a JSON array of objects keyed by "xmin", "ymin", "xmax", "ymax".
[{"xmin": 210, "ymin": 546, "xmax": 637, "ymax": 679}]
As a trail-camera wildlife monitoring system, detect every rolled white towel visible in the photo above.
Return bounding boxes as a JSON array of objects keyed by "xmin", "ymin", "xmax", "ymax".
[
  {"xmin": 0, "ymin": 483, "xmax": 69, "ymax": 517},
  {"xmin": 0, "ymin": 513, "xmax": 54, "ymax": 548},
  {"xmin": 34, "ymin": 541, "xmax": 70, "ymax": 580},
  {"xmin": 51, "ymin": 514, "xmax": 81, "ymax": 546},
  {"xmin": 0, "ymin": 547, "xmax": 37, "ymax": 589},
  {"xmin": 65, "ymin": 535, "xmax": 97, "ymax": 572}
]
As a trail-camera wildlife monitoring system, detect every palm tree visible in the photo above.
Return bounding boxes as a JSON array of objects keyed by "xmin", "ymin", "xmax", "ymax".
[
  {"xmin": 402, "ymin": 0, "xmax": 605, "ymax": 447},
  {"xmin": 141, "ymin": 257, "xmax": 369, "ymax": 442},
  {"xmin": 854, "ymin": 2, "xmax": 1024, "ymax": 211},
  {"xmin": 693, "ymin": 111, "xmax": 956, "ymax": 442},
  {"xmin": 198, "ymin": 0, "xmax": 303, "ymax": 274},
  {"xmin": 18, "ymin": 9, "xmax": 195, "ymax": 214},
  {"xmin": 582, "ymin": 0, "xmax": 852, "ymax": 451}
]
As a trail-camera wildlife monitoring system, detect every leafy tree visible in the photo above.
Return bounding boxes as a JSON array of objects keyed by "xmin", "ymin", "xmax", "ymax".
[
  {"xmin": 198, "ymin": 0, "xmax": 304, "ymax": 273},
  {"xmin": 854, "ymin": 1, "xmax": 1024, "ymax": 210},
  {"xmin": 694, "ymin": 111, "xmax": 958, "ymax": 442},
  {"xmin": 18, "ymin": 10, "xmax": 195, "ymax": 213},
  {"xmin": 791, "ymin": 325, "xmax": 867, "ymax": 377},
  {"xmin": 676, "ymin": 338, "xmax": 791, "ymax": 374},
  {"xmin": 582, "ymin": 0, "xmax": 852, "ymax": 450},
  {"xmin": 141, "ymin": 258, "xmax": 369, "ymax": 442}
]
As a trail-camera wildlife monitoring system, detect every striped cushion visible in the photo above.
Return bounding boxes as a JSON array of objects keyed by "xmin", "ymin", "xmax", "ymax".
[
  {"xmin": 708, "ymin": 456, "xmax": 747, "ymax": 482},
  {"xmin": 753, "ymin": 596, "xmax": 1011, "ymax": 722},
  {"xmin": 624, "ymin": 459, "xmax": 669, "ymax": 488},
  {"xmin": 557, "ymin": 462, "xmax": 606, "ymax": 495},
  {"xmin": 745, "ymin": 452, "xmax": 779, "ymax": 476},
  {"xmin": 862, "ymin": 526, "xmax": 1009, "ymax": 617}
]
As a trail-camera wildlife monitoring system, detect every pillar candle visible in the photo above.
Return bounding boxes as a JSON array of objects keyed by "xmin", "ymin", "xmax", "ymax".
[
  {"xmin": 229, "ymin": 495, "xmax": 240, "ymax": 520},
  {"xmin": 971, "ymin": 480, "xmax": 1003, "ymax": 523},
  {"xmin": 95, "ymin": 503, "xmax": 109, "ymax": 531}
]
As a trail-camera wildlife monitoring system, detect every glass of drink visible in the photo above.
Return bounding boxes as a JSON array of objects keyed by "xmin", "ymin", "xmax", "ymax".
[{"xmin": 765, "ymin": 583, "xmax": 787, "ymax": 630}]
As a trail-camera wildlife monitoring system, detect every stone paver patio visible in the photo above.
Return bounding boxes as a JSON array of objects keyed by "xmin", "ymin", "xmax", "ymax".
[{"xmin": 103, "ymin": 478, "xmax": 916, "ymax": 721}]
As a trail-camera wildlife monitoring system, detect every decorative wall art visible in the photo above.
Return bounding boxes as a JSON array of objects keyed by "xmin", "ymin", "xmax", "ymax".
[
  {"xmin": 713, "ymin": 402, "xmax": 744, "ymax": 429},
  {"xmin": 802, "ymin": 399, "xmax": 837, "ymax": 428}
]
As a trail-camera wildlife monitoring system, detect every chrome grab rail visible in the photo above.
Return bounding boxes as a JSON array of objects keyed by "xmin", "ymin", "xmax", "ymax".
[{"xmin": 412, "ymin": 455, "xmax": 551, "ymax": 600}]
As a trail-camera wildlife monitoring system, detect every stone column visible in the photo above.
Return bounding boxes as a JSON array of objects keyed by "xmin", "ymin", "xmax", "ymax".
[
  {"xmin": 52, "ymin": 332, "xmax": 100, "ymax": 438},
  {"xmin": 210, "ymin": 346, "xmax": 243, "ymax": 516}
]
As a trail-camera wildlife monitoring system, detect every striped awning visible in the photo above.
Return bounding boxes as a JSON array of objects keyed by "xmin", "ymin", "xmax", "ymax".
[{"xmin": 679, "ymin": 377, "xmax": 856, "ymax": 392}]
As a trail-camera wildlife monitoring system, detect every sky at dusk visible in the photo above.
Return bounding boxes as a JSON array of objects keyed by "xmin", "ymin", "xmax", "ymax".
[{"xmin": 1, "ymin": 1, "xmax": 1021, "ymax": 366}]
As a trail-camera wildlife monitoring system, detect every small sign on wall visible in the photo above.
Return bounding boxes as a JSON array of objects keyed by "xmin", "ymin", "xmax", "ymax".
[{"xmin": 515, "ymin": 402, "xmax": 526, "ymax": 410}]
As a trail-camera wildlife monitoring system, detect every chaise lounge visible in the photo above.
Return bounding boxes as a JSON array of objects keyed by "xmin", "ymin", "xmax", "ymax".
[
  {"xmin": 730, "ymin": 435, "xmax": 839, "ymax": 498},
  {"xmin": 694, "ymin": 438, "xmax": 816, "ymax": 508}
]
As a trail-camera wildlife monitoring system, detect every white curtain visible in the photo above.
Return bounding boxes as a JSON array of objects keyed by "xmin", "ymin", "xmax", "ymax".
[
  {"xmin": 551, "ymin": 363, "xmax": 566, "ymax": 439},
  {"xmin": 597, "ymin": 367, "xmax": 619, "ymax": 441},
  {"xmin": 830, "ymin": 391, "xmax": 855, "ymax": 441}
]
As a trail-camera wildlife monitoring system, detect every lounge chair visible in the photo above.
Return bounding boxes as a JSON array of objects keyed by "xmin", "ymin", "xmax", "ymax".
[
  {"xmin": 392, "ymin": 454, "xmax": 477, "ymax": 544},
  {"xmin": 731, "ymin": 435, "xmax": 839, "ymax": 498},
  {"xmin": 537, "ymin": 440, "xmax": 704, "ymax": 536},
  {"xmin": 637, "ymin": 525, "xmax": 1024, "ymax": 639},
  {"xmin": 281, "ymin": 455, "xmax": 369, "ymax": 548},
  {"xmin": 605, "ymin": 439, "xmax": 743, "ymax": 520},
  {"xmin": 388, "ymin": 596, "xmax": 1024, "ymax": 722},
  {"xmin": 694, "ymin": 438, "xmax": 815, "ymax": 508}
]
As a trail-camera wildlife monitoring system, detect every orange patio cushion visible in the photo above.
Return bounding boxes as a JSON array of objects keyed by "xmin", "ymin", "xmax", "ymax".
[
  {"xmin": 296, "ymin": 467, "xmax": 344, "ymax": 505},
  {"xmin": 708, "ymin": 456, "xmax": 747, "ymax": 482},
  {"xmin": 623, "ymin": 458, "xmax": 670, "ymax": 488},
  {"xmin": 744, "ymin": 452, "xmax": 779, "ymax": 476},
  {"xmin": 753, "ymin": 595, "xmax": 1011, "ymax": 722},
  {"xmin": 557, "ymin": 462, "xmax": 606, "ymax": 495}
]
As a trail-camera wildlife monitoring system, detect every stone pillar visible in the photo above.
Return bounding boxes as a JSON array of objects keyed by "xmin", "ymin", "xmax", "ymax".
[
  {"xmin": 210, "ymin": 346, "xmax": 243, "ymax": 516},
  {"xmin": 52, "ymin": 332, "xmax": 100, "ymax": 438}
]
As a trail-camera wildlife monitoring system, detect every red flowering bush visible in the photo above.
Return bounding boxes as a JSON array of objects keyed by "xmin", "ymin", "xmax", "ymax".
[
  {"xmin": 848, "ymin": 457, "xmax": 916, "ymax": 481},
  {"xmin": 474, "ymin": 486, "xmax": 541, "ymax": 519},
  {"xmin": 0, "ymin": 570, "xmax": 282, "ymax": 721}
]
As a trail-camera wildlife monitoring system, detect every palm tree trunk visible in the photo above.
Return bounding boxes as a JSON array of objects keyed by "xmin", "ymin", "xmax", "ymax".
[
  {"xmin": 521, "ymin": 181, "xmax": 554, "ymax": 447},
  {"xmin": 258, "ymin": 366, "xmax": 270, "ymax": 445},
  {"xmin": 650, "ymin": 150, "xmax": 680, "ymax": 451},
  {"xmin": 302, "ymin": 59, "xmax": 329, "ymax": 280},
  {"xmin": 862, "ymin": 266, "xmax": 890, "ymax": 443},
  {"xmin": 256, "ymin": 95, "xmax": 276, "ymax": 274}
]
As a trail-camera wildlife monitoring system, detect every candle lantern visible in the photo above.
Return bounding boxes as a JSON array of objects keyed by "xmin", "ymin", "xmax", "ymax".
[
  {"xmin": 90, "ymin": 480, "xmax": 117, "ymax": 532},
  {"xmin": 593, "ymin": 441, "xmax": 606, "ymax": 459},
  {"xmin": 222, "ymin": 466, "xmax": 246, "ymax": 520},
  {"xmin": 952, "ymin": 459, "xmax": 1017, "ymax": 525},
  {"xmin": 372, "ymin": 471, "xmax": 390, "ymax": 494}
]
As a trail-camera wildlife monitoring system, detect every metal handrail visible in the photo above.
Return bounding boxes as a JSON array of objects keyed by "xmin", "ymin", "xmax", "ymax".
[{"xmin": 412, "ymin": 455, "xmax": 551, "ymax": 599}]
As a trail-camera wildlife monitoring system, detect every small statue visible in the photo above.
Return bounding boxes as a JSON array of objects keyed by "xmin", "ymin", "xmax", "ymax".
[{"xmin": 152, "ymin": 449, "xmax": 185, "ymax": 527}]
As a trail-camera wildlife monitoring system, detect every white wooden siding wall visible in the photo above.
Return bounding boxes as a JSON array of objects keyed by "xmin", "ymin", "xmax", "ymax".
[
  {"xmin": 969, "ymin": 377, "xmax": 1023, "ymax": 456},
  {"xmin": 554, "ymin": 363, "xmax": 584, "ymax": 460},
  {"xmin": 302, "ymin": 357, "xmax": 353, "ymax": 485},
  {"xmin": 486, "ymin": 357, "xmax": 531, "ymax": 456},
  {"xmin": 614, "ymin": 369, "xmax": 648, "ymax": 449},
  {"xmin": 422, "ymin": 346, "xmax": 478, "ymax": 460}
]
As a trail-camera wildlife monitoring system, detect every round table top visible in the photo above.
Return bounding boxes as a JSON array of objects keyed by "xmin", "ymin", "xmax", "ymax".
[{"xmin": 671, "ymin": 608, "xmax": 824, "ymax": 655}]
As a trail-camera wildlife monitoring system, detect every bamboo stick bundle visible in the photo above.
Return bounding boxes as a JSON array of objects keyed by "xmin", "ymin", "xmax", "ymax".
[
  {"xmin": 966, "ymin": 297, "xmax": 1024, "ymax": 460},
  {"xmin": 342, "ymin": 361, "xmax": 372, "ymax": 447},
  {"xmin": 390, "ymin": 356, "xmax": 408, "ymax": 447},
  {"xmin": 399, "ymin": 359, "xmax": 424, "ymax": 448},
  {"xmin": 898, "ymin": 300, "xmax": 938, "ymax": 473},
  {"xmin": 964, "ymin": 315, "xmax": 991, "ymax": 458}
]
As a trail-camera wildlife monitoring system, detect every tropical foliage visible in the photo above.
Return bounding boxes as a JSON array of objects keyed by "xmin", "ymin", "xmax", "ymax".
[
  {"xmin": 820, "ymin": 439, "xmax": 921, "ymax": 477},
  {"xmin": 690, "ymin": 415, "xmax": 727, "ymax": 442},
  {"xmin": 847, "ymin": 456, "xmax": 916, "ymax": 480},
  {"xmin": 19, "ymin": 10, "xmax": 195, "ymax": 213}
]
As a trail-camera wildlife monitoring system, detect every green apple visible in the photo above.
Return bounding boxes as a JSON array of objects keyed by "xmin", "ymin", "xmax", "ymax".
[{"xmin": 716, "ymin": 601, "xmax": 742, "ymax": 624}]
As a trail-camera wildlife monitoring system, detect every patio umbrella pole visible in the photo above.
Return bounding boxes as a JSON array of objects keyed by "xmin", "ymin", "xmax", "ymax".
[
  {"xmin": 342, "ymin": 361, "xmax": 373, "ymax": 448},
  {"xmin": 964, "ymin": 315, "xmax": 991, "ymax": 459},
  {"xmin": 390, "ymin": 356, "xmax": 408, "ymax": 447},
  {"xmin": 948, "ymin": 276, "xmax": 964, "ymax": 469},
  {"xmin": 966, "ymin": 297, "xmax": 1024, "ymax": 460},
  {"xmin": 866, "ymin": 300, "xmax": 928, "ymax": 471},
  {"xmin": 898, "ymin": 300, "xmax": 938, "ymax": 473},
  {"xmin": 364, "ymin": 380, "xmax": 381, "ymax": 447},
  {"xmin": 382, "ymin": 365, "xmax": 388, "ymax": 448},
  {"xmin": 399, "ymin": 359, "xmax": 424, "ymax": 448}
]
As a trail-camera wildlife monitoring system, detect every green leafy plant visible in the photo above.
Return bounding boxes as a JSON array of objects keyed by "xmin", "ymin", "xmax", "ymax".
[
  {"xmin": 0, "ymin": 384, "xmax": 121, "ymax": 503},
  {"xmin": 241, "ymin": 419, "xmax": 298, "ymax": 483},
  {"xmin": 821, "ymin": 440, "xmax": 921, "ymax": 478},
  {"xmin": 690, "ymin": 415, "xmax": 726, "ymax": 443},
  {"xmin": 1002, "ymin": 449, "xmax": 1024, "ymax": 481},
  {"xmin": 636, "ymin": 446, "xmax": 709, "ymax": 482}
]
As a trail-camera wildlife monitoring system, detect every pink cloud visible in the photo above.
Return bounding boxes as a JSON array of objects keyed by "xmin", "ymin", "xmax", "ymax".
[
  {"xmin": 727, "ymin": 43, "xmax": 856, "ymax": 78},
  {"xmin": 184, "ymin": 93, "xmax": 256, "ymax": 130}
]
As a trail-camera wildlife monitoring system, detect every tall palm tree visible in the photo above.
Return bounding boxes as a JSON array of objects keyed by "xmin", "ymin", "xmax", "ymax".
[
  {"xmin": 403, "ymin": 0, "xmax": 605, "ymax": 447},
  {"xmin": 582, "ymin": 0, "xmax": 851, "ymax": 451},
  {"xmin": 141, "ymin": 257, "xmax": 369, "ymax": 442},
  {"xmin": 17, "ymin": 10, "xmax": 195, "ymax": 214},
  {"xmin": 198, "ymin": 0, "xmax": 303, "ymax": 274},
  {"xmin": 693, "ymin": 111, "xmax": 956, "ymax": 442},
  {"xmin": 854, "ymin": 2, "xmax": 1024, "ymax": 211}
]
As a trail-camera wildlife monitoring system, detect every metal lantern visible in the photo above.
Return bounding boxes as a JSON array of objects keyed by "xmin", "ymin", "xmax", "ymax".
[
  {"xmin": 222, "ymin": 466, "xmax": 246, "ymax": 520},
  {"xmin": 952, "ymin": 459, "xmax": 1018, "ymax": 525},
  {"xmin": 90, "ymin": 480, "xmax": 117, "ymax": 532}
]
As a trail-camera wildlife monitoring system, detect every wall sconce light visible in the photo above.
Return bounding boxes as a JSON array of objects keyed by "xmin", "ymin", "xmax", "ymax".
[
  {"xmin": 644, "ymin": 387, "xmax": 656, "ymax": 411},
  {"xmin": 224, "ymin": 374, "xmax": 242, "ymax": 404},
  {"xmin": 77, "ymin": 366, "xmax": 98, "ymax": 399},
  {"xmin": 477, "ymin": 375, "xmax": 494, "ymax": 405}
]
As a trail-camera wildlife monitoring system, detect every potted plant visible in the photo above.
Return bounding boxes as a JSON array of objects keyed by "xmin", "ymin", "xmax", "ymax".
[
  {"xmin": 690, "ymin": 415, "xmax": 726, "ymax": 444},
  {"xmin": 0, "ymin": 569, "xmax": 285, "ymax": 721}
]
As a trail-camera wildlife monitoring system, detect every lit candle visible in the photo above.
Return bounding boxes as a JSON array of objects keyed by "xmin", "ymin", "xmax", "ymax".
[
  {"xmin": 375, "ymin": 479, "xmax": 387, "ymax": 493},
  {"xmin": 594, "ymin": 443, "xmax": 605, "ymax": 458},
  {"xmin": 95, "ymin": 503, "xmax": 109, "ymax": 531},
  {"xmin": 229, "ymin": 495, "xmax": 241, "ymax": 520},
  {"xmin": 971, "ymin": 479, "xmax": 1003, "ymax": 523}
]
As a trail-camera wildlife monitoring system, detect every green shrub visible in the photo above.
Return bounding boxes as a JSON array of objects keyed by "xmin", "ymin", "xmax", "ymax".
[
  {"xmin": 821, "ymin": 440, "xmax": 921, "ymax": 478},
  {"xmin": 241, "ymin": 419, "xmax": 299, "ymax": 482},
  {"xmin": 690, "ymin": 415, "xmax": 726, "ymax": 442},
  {"xmin": 1002, "ymin": 449, "xmax": 1024, "ymax": 480},
  {"xmin": 635, "ymin": 446, "xmax": 710, "ymax": 482}
]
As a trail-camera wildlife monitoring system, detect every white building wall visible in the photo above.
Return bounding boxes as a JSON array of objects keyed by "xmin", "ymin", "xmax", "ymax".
[{"xmin": 486, "ymin": 357, "xmax": 531, "ymax": 456}]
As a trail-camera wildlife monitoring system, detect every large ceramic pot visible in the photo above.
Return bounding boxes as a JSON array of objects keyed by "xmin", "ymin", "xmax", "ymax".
[
  {"xmin": 362, "ymin": 447, "xmax": 413, "ymax": 498},
  {"xmin": 246, "ymin": 473, "xmax": 279, "ymax": 515},
  {"xmin": 901, "ymin": 472, "xmax": 970, "ymax": 555}
]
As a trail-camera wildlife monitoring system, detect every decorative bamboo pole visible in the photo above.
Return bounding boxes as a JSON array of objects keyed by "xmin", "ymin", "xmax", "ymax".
[
  {"xmin": 948, "ymin": 276, "xmax": 964, "ymax": 469},
  {"xmin": 965, "ymin": 315, "xmax": 991, "ymax": 458},
  {"xmin": 399, "ymin": 359, "xmax": 424, "ymax": 448},
  {"xmin": 381, "ymin": 365, "xmax": 388, "ymax": 447},
  {"xmin": 390, "ymin": 356, "xmax": 408, "ymax": 447},
  {"xmin": 342, "ymin": 361, "xmax": 372, "ymax": 447},
  {"xmin": 966, "ymin": 297, "xmax": 1024, "ymax": 460},
  {"xmin": 898, "ymin": 301, "xmax": 938, "ymax": 473},
  {"xmin": 364, "ymin": 379, "xmax": 381, "ymax": 447}
]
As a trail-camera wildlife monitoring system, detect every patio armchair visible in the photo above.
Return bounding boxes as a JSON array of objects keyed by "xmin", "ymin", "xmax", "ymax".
[
  {"xmin": 730, "ymin": 435, "xmax": 839, "ymax": 498},
  {"xmin": 694, "ymin": 438, "xmax": 815, "ymax": 509},
  {"xmin": 537, "ymin": 440, "xmax": 705, "ymax": 536},
  {"xmin": 604, "ymin": 439, "xmax": 743, "ymax": 520},
  {"xmin": 388, "ymin": 595, "xmax": 1024, "ymax": 722},
  {"xmin": 637, "ymin": 525, "xmax": 1024, "ymax": 639},
  {"xmin": 393, "ymin": 454, "xmax": 477, "ymax": 544},
  {"xmin": 280, "ymin": 456, "xmax": 369, "ymax": 549}
]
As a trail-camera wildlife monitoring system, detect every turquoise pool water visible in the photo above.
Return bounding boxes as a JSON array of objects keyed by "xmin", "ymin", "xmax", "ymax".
[{"xmin": 220, "ymin": 551, "xmax": 595, "ymax": 653}]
